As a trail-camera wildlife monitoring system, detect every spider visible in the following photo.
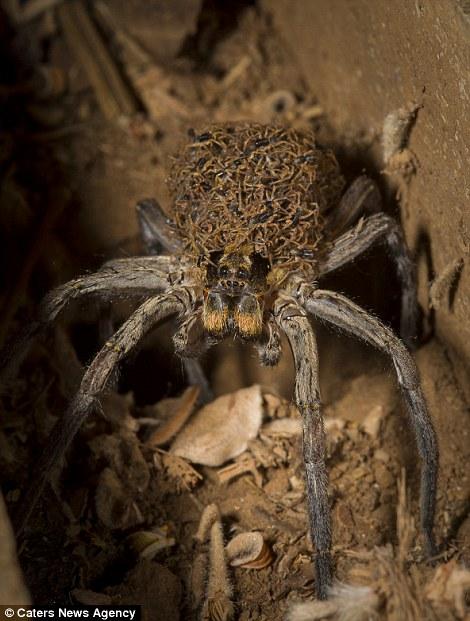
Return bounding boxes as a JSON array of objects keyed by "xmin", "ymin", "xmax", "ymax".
[{"xmin": 5, "ymin": 123, "xmax": 438, "ymax": 601}]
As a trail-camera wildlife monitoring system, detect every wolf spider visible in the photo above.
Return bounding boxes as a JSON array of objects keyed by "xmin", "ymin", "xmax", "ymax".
[{"xmin": 4, "ymin": 123, "xmax": 438, "ymax": 601}]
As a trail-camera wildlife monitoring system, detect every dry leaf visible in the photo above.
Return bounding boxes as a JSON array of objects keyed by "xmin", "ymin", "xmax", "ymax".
[
  {"xmin": 226, "ymin": 531, "xmax": 273, "ymax": 569},
  {"xmin": 145, "ymin": 385, "xmax": 200, "ymax": 446},
  {"xmin": 170, "ymin": 385, "xmax": 263, "ymax": 466}
]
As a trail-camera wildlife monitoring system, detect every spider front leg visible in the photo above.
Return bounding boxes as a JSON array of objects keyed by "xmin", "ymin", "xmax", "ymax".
[
  {"xmin": 299, "ymin": 283, "xmax": 438, "ymax": 556},
  {"xmin": 255, "ymin": 316, "xmax": 282, "ymax": 367},
  {"xmin": 321, "ymin": 211, "xmax": 418, "ymax": 348},
  {"xmin": 173, "ymin": 311, "xmax": 213, "ymax": 403},
  {"xmin": 273, "ymin": 295, "xmax": 331, "ymax": 600},
  {"xmin": 136, "ymin": 199, "xmax": 210, "ymax": 399},
  {"xmin": 0, "ymin": 255, "xmax": 177, "ymax": 384},
  {"xmin": 14, "ymin": 285, "xmax": 196, "ymax": 535}
]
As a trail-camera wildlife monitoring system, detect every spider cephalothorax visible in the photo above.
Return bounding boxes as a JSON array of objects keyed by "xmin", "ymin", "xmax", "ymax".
[
  {"xmin": 202, "ymin": 245, "xmax": 270, "ymax": 339},
  {"xmin": 3, "ymin": 122, "xmax": 439, "ymax": 603}
]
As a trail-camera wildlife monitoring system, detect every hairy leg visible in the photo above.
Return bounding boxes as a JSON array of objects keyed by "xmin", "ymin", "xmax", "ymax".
[
  {"xmin": 172, "ymin": 312, "xmax": 213, "ymax": 403},
  {"xmin": 255, "ymin": 315, "xmax": 282, "ymax": 367},
  {"xmin": 43, "ymin": 256, "xmax": 177, "ymax": 323},
  {"xmin": 298, "ymin": 283, "xmax": 438, "ymax": 556},
  {"xmin": 14, "ymin": 286, "xmax": 195, "ymax": 535},
  {"xmin": 0, "ymin": 255, "xmax": 176, "ymax": 384},
  {"xmin": 320, "ymin": 212, "xmax": 418, "ymax": 348},
  {"xmin": 136, "ymin": 198, "xmax": 182, "ymax": 254},
  {"xmin": 325, "ymin": 175, "xmax": 381, "ymax": 236},
  {"xmin": 274, "ymin": 295, "xmax": 331, "ymax": 600},
  {"xmin": 136, "ymin": 200, "xmax": 211, "ymax": 397}
]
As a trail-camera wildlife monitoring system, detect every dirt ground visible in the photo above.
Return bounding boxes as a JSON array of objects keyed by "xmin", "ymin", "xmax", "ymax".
[{"xmin": 0, "ymin": 2, "xmax": 469, "ymax": 620}]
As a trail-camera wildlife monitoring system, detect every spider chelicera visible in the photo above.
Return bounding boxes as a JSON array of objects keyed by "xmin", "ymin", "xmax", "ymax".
[{"xmin": 4, "ymin": 123, "xmax": 438, "ymax": 601}]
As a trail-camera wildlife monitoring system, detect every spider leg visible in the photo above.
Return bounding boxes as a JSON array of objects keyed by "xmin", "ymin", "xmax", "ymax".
[
  {"xmin": 325, "ymin": 175, "xmax": 381, "ymax": 236},
  {"xmin": 136, "ymin": 200, "xmax": 211, "ymax": 398},
  {"xmin": 173, "ymin": 312, "xmax": 213, "ymax": 404},
  {"xmin": 14, "ymin": 286, "xmax": 196, "ymax": 535},
  {"xmin": 42, "ymin": 256, "xmax": 177, "ymax": 323},
  {"xmin": 136, "ymin": 198, "xmax": 182, "ymax": 254},
  {"xmin": 321, "ymin": 212, "xmax": 418, "ymax": 348},
  {"xmin": 273, "ymin": 295, "xmax": 331, "ymax": 600},
  {"xmin": 255, "ymin": 315, "xmax": 282, "ymax": 367},
  {"xmin": 0, "ymin": 255, "xmax": 176, "ymax": 384},
  {"xmin": 298, "ymin": 283, "xmax": 438, "ymax": 557}
]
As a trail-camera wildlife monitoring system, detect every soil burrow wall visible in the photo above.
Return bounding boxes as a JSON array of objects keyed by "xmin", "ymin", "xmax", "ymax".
[{"xmin": 264, "ymin": 0, "xmax": 470, "ymax": 398}]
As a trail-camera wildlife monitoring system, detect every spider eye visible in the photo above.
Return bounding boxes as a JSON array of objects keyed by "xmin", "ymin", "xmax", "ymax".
[
  {"xmin": 237, "ymin": 268, "xmax": 249, "ymax": 280},
  {"xmin": 218, "ymin": 265, "xmax": 229, "ymax": 278}
]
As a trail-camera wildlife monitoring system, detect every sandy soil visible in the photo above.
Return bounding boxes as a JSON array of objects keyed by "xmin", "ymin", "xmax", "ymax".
[{"xmin": 0, "ymin": 2, "xmax": 469, "ymax": 620}]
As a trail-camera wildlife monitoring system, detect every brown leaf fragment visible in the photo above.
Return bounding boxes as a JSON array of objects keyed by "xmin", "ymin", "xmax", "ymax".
[
  {"xmin": 170, "ymin": 385, "xmax": 263, "ymax": 466},
  {"xmin": 145, "ymin": 385, "xmax": 200, "ymax": 446},
  {"xmin": 226, "ymin": 531, "xmax": 273, "ymax": 569},
  {"xmin": 217, "ymin": 453, "xmax": 263, "ymax": 487},
  {"xmin": 155, "ymin": 449, "xmax": 203, "ymax": 492},
  {"xmin": 127, "ymin": 528, "xmax": 175, "ymax": 559}
]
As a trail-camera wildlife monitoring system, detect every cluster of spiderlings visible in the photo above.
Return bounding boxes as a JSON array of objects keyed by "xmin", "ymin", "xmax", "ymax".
[{"xmin": 167, "ymin": 123, "xmax": 345, "ymax": 271}]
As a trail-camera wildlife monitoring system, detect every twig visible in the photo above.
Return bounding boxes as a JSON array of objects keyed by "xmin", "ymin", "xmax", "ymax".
[
  {"xmin": 93, "ymin": 1, "xmax": 153, "ymax": 70},
  {"xmin": 57, "ymin": 0, "xmax": 138, "ymax": 121},
  {"xmin": 217, "ymin": 454, "xmax": 263, "ymax": 487}
]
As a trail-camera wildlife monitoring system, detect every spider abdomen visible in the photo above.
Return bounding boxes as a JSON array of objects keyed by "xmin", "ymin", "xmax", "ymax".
[{"xmin": 168, "ymin": 123, "xmax": 345, "ymax": 269}]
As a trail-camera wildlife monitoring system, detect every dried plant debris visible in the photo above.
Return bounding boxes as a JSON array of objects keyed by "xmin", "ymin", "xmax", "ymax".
[
  {"xmin": 144, "ymin": 385, "xmax": 200, "ymax": 446},
  {"xmin": 194, "ymin": 505, "xmax": 234, "ymax": 621},
  {"xmin": 170, "ymin": 385, "xmax": 264, "ymax": 467},
  {"xmin": 429, "ymin": 257, "xmax": 464, "ymax": 312},
  {"xmin": 127, "ymin": 528, "xmax": 176, "ymax": 560},
  {"xmin": 225, "ymin": 531, "xmax": 273, "ymax": 570},
  {"xmin": 217, "ymin": 453, "xmax": 263, "ymax": 487},
  {"xmin": 154, "ymin": 448, "xmax": 203, "ymax": 492},
  {"xmin": 192, "ymin": 504, "xmax": 222, "ymax": 611},
  {"xmin": 288, "ymin": 472, "xmax": 470, "ymax": 621},
  {"xmin": 287, "ymin": 583, "xmax": 381, "ymax": 621},
  {"xmin": 382, "ymin": 102, "xmax": 420, "ymax": 165},
  {"xmin": 58, "ymin": 1, "xmax": 138, "ymax": 120},
  {"xmin": 3, "ymin": 3, "xmax": 470, "ymax": 618}
]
